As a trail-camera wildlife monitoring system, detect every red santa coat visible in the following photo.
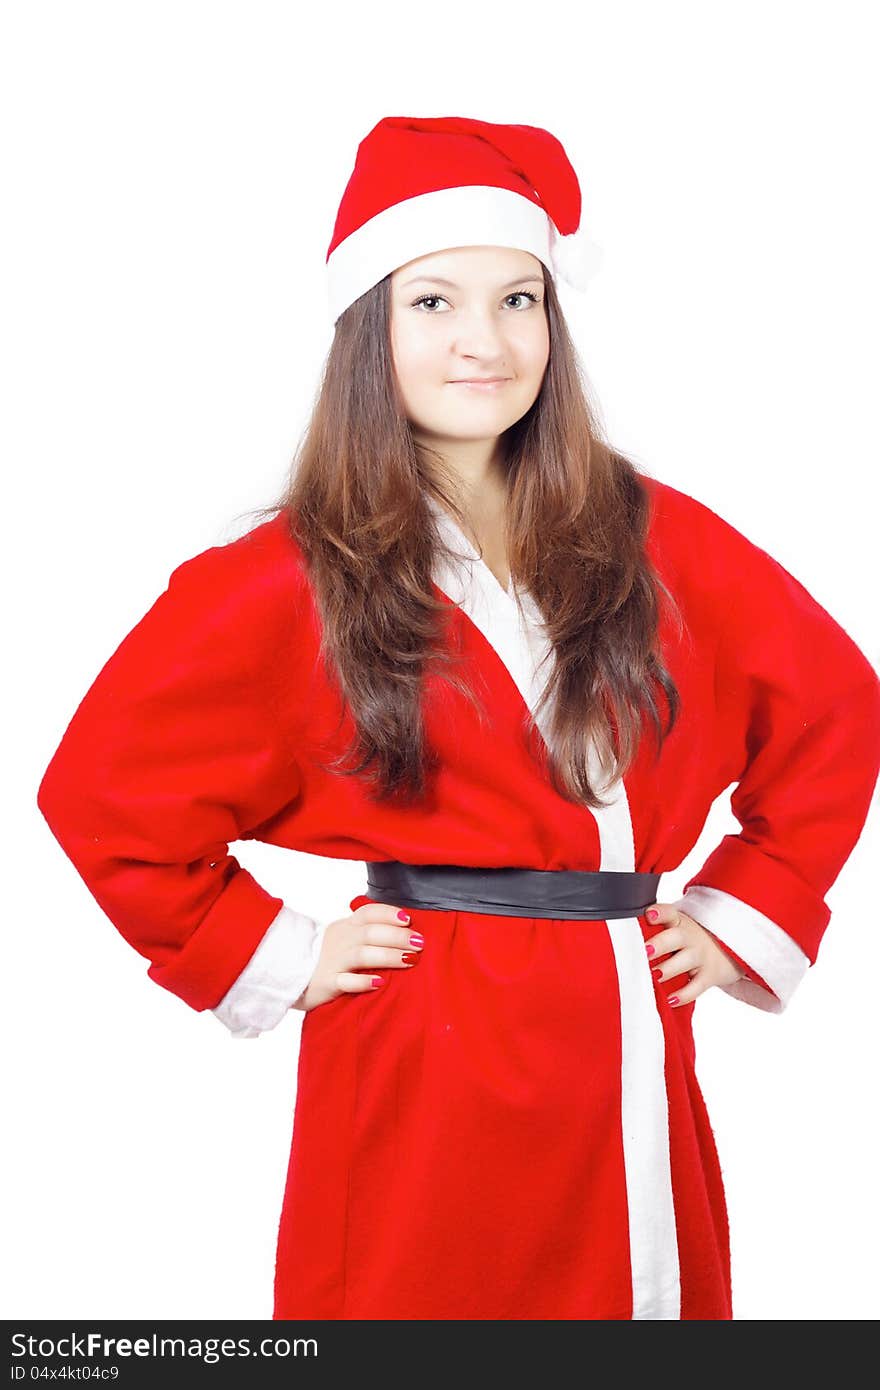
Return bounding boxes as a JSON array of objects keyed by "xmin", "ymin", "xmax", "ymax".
[{"xmin": 37, "ymin": 474, "xmax": 880, "ymax": 1320}]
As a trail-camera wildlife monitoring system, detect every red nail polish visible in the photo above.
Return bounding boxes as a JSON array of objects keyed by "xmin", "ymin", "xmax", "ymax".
[
  {"xmin": 647, "ymin": 908, "xmax": 659, "ymax": 922},
  {"xmin": 371, "ymin": 976, "xmax": 383, "ymax": 988},
  {"xmin": 397, "ymin": 909, "xmax": 410, "ymax": 922},
  {"xmin": 668, "ymin": 995, "xmax": 679, "ymax": 1006},
  {"xmin": 645, "ymin": 943, "xmax": 656, "ymax": 956},
  {"xmin": 409, "ymin": 933, "xmax": 424, "ymax": 948},
  {"xmin": 401, "ymin": 953, "xmax": 420, "ymax": 966},
  {"xmin": 652, "ymin": 967, "xmax": 663, "ymax": 979}
]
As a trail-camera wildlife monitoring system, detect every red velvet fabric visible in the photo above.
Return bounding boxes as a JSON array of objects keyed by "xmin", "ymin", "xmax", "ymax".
[{"xmin": 37, "ymin": 475, "xmax": 880, "ymax": 1318}]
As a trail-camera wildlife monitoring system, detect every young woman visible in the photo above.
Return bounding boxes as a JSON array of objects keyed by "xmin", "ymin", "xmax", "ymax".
[{"xmin": 37, "ymin": 115, "xmax": 880, "ymax": 1320}]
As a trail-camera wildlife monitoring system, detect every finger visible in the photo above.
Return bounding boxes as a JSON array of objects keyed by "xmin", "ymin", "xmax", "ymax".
[
  {"xmin": 336, "ymin": 970, "xmax": 387, "ymax": 993},
  {"xmin": 350, "ymin": 943, "xmax": 423, "ymax": 971},
  {"xmin": 665, "ymin": 974, "xmax": 708, "ymax": 1008},
  {"xmin": 644, "ymin": 924, "xmax": 688, "ymax": 960},
  {"xmin": 362, "ymin": 921, "xmax": 426, "ymax": 952},
  {"xmin": 650, "ymin": 947, "xmax": 700, "ymax": 982},
  {"xmin": 644, "ymin": 902, "xmax": 687, "ymax": 960},
  {"xmin": 644, "ymin": 902, "xmax": 681, "ymax": 929},
  {"xmin": 355, "ymin": 901, "xmax": 416, "ymax": 928}
]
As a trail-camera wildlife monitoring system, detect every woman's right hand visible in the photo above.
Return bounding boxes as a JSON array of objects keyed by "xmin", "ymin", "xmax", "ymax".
[{"xmin": 296, "ymin": 901, "xmax": 424, "ymax": 1012}]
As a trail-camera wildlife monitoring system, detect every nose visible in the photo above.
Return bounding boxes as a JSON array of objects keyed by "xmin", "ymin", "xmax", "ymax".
[{"xmin": 449, "ymin": 306, "xmax": 511, "ymax": 362}]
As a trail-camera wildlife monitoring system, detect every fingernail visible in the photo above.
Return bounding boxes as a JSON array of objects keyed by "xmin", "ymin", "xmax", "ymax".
[
  {"xmin": 645, "ymin": 943, "xmax": 656, "ymax": 957},
  {"xmin": 397, "ymin": 909, "xmax": 410, "ymax": 923},
  {"xmin": 401, "ymin": 953, "xmax": 420, "ymax": 966},
  {"xmin": 371, "ymin": 976, "xmax": 384, "ymax": 988},
  {"xmin": 668, "ymin": 995, "xmax": 679, "ymax": 1006},
  {"xmin": 409, "ymin": 933, "xmax": 424, "ymax": 948},
  {"xmin": 652, "ymin": 967, "xmax": 663, "ymax": 979},
  {"xmin": 647, "ymin": 908, "xmax": 659, "ymax": 922}
]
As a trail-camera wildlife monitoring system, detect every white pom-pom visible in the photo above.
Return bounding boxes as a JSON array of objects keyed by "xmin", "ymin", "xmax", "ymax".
[{"xmin": 549, "ymin": 223, "xmax": 604, "ymax": 291}]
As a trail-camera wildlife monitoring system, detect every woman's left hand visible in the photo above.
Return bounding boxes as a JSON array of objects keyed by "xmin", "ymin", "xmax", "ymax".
[{"xmin": 644, "ymin": 903, "xmax": 745, "ymax": 1007}]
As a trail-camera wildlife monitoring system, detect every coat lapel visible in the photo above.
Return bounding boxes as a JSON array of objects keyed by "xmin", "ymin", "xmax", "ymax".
[
  {"xmin": 426, "ymin": 494, "xmax": 636, "ymax": 871},
  {"xmin": 426, "ymin": 495, "xmax": 556, "ymax": 747}
]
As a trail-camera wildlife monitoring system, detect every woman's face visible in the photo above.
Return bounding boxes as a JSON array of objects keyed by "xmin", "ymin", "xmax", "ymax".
[{"xmin": 389, "ymin": 245, "xmax": 550, "ymax": 458}]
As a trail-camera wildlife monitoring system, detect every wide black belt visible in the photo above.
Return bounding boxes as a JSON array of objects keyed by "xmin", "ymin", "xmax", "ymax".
[{"xmin": 364, "ymin": 861, "xmax": 661, "ymax": 921}]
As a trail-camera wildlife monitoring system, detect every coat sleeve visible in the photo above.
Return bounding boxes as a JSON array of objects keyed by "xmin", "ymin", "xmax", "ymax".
[
  {"xmin": 211, "ymin": 906, "xmax": 333, "ymax": 1038},
  {"xmin": 37, "ymin": 529, "xmax": 321, "ymax": 1016},
  {"xmin": 671, "ymin": 506, "xmax": 880, "ymax": 1014}
]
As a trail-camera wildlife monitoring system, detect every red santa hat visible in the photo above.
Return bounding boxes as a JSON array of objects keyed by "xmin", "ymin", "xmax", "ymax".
[{"xmin": 325, "ymin": 115, "xmax": 602, "ymax": 324}]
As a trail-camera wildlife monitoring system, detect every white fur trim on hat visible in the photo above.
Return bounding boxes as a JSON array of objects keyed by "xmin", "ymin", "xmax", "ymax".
[
  {"xmin": 548, "ymin": 221, "xmax": 605, "ymax": 292},
  {"xmin": 326, "ymin": 183, "xmax": 554, "ymax": 324}
]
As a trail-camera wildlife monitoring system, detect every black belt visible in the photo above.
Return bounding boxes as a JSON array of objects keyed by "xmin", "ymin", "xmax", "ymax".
[{"xmin": 364, "ymin": 861, "xmax": 661, "ymax": 921}]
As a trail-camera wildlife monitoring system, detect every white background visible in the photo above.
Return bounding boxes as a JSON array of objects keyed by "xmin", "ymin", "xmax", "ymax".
[{"xmin": 4, "ymin": 0, "xmax": 878, "ymax": 1320}]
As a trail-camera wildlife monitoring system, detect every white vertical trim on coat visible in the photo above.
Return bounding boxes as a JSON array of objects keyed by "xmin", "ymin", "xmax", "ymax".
[
  {"xmin": 606, "ymin": 915, "xmax": 681, "ymax": 1318},
  {"xmin": 588, "ymin": 756, "xmax": 681, "ymax": 1319},
  {"xmin": 428, "ymin": 497, "xmax": 681, "ymax": 1318}
]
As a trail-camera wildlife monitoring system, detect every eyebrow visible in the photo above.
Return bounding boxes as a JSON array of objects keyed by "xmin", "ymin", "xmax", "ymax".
[{"xmin": 400, "ymin": 274, "xmax": 545, "ymax": 290}]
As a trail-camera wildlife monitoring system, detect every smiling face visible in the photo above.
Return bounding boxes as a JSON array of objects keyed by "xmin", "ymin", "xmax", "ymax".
[{"xmin": 389, "ymin": 245, "xmax": 551, "ymax": 472}]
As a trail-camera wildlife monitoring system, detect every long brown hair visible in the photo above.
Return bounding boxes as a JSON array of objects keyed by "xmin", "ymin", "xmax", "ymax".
[{"xmin": 244, "ymin": 264, "xmax": 682, "ymax": 809}]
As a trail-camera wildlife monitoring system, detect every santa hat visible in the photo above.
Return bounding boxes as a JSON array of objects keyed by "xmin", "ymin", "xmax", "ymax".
[{"xmin": 325, "ymin": 115, "xmax": 603, "ymax": 324}]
